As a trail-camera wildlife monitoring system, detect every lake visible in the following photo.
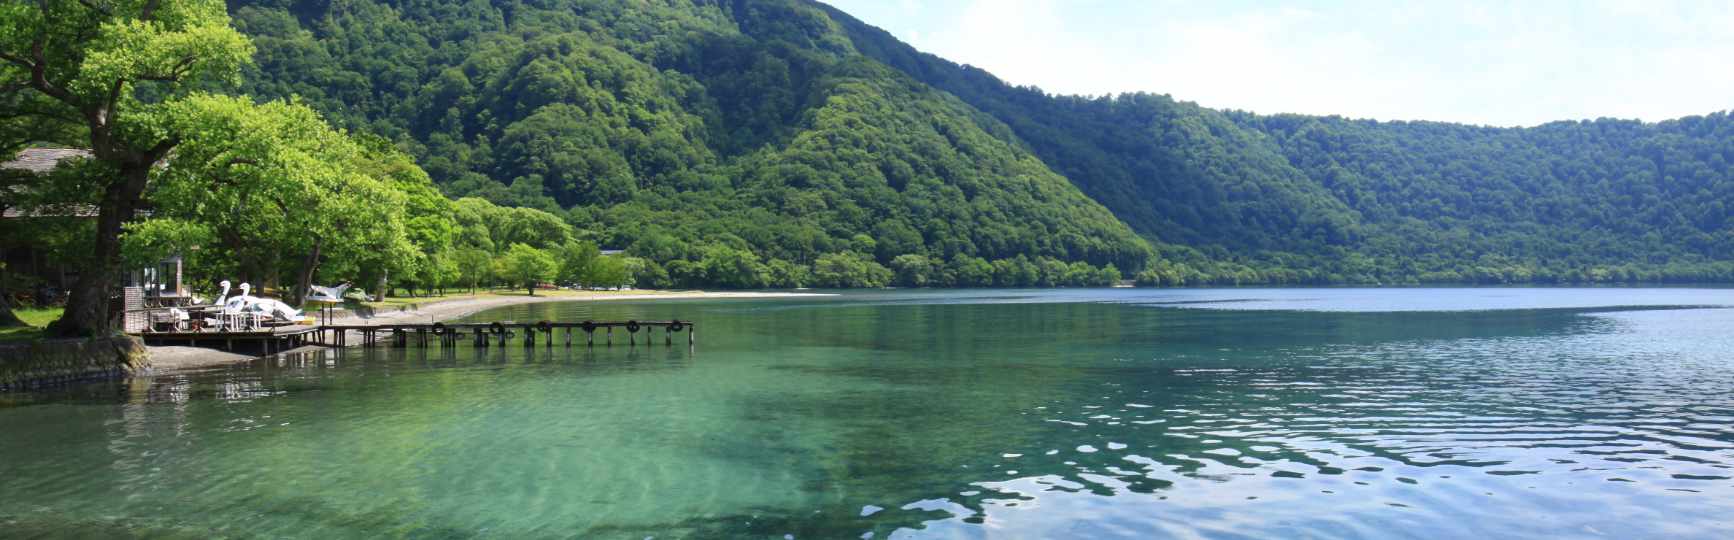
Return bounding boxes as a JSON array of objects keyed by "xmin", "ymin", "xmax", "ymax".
[{"xmin": 3, "ymin": 288, "xmax": 1733, "ymax": 538}]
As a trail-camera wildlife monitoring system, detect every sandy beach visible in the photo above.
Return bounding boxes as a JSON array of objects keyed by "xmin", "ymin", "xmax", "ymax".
[
  {"xmin": 321, "ymin": 290, "xmax": 830, "ymax": 326},
  {"xmin": 144, "ymin": 290, "xmax": 832, "ymax": 371}
]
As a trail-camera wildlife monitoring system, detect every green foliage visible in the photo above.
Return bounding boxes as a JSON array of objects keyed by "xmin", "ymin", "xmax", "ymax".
[
  {"xmin": 497, "ymin": 243, "xmax": 556, "ymax": 295},
  {"xmin": 148, "ymin": 94, "xmax": 414, "ymax": 289},
  {"xmin": 226, "ymin": 0, "xmax": 1154, "ymax": 288},
  {"xmin": 764, "ymin": 258, "xmax": 810, "ymax": 288},
  {"xmin": 120, "ymin": 219, "xmax": 210, "ymax": 269},
  {"xmin": 587, "ymin": 255, "xmax": 631, "ymax": 289},
  {"xmin": 698, "ymin": 245, "xmax": 770, "ymax": 289},
  {"xmin": 812, "ymin": 252, "xmax": 891, "ymax": 288},
  {"xmin": 824, "ymin": 4, "xmax": 1734, "ymax": 285},
  {"xmin": 197, "ymin": 0, "xmax": 1734, "ymax": 288},
  {"xmin": 890, "ymin": 254, "xmax": 934, "ymax": 287},
  {"xmin": 555, "ymin": 240, "xmax": 602, "ymax": 286},
  {"xmin": 453, "ymin": 247, "xmax": 494, "ymax": 291},
  {"xmin": 4, "ymin": 0, "xmax": 259, "ymax": 334},
  {"xmin": 0, "ymin": 217, "xmax": 92, "ymax": 277}
]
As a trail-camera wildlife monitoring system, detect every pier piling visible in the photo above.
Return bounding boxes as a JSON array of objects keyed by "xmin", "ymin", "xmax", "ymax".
[{"xmin": 280, "ymin": 320, "xmax": 691, "ymax": 352}]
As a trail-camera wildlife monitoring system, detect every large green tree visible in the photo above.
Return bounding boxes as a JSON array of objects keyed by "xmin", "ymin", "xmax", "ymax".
[
  {"xmin": 136, "ymin": 94, "xmax": 415, "ymax": 305},
  {"xmin": 497, "ymin": 243, "xmax": 556, "ymax": 296},
  {"xmin": 2, "ymin": 0, "xmax": 252, "ymax": 335}
]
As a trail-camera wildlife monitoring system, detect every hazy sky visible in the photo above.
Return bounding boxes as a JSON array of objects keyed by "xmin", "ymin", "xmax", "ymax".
[{"xmin": 819, "ymin": 0, "xmax": 1734, "ymax": 127}]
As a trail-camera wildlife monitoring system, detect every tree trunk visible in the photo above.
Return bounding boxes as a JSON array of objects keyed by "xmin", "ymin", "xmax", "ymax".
[
  {"xmin": 293, "ymin": 239, "xmax": 322, "ymax": 306},
  {"xmin": 526, "ymin": 282, "xmax": 535, "ymax": 296},
  {"xmin": 47, "ymin": 165, "xmax": 148, "ymax": 337},
  {"xmin": 0, "ymin": 272, "xmax": 24, "ymax": 327}
]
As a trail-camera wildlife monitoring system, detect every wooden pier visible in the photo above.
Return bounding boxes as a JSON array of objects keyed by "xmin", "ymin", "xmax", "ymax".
[
  {"xmin": 138, "ymin": 325, "xmax": 322, "ymax": 355},
  {"xmin": 135, "ymin": 320, "xmax": 694, "ymax": 354},
  {"xmin": 311, "ymin": 320, "xmax": 694, "ymax": 349}
]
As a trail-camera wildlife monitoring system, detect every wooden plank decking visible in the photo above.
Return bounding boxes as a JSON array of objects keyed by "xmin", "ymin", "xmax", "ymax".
[{"xmin": 135, "ymin": 325, "xmax": 322, "ymax": 355}]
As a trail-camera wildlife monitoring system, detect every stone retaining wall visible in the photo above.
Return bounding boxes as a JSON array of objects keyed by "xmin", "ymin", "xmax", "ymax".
[{"xmin": 0, "ymin": 335, "xmax": 150, "ymax": 391}]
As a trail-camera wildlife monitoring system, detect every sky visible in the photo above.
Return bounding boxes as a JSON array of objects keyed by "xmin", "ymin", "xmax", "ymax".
[{"xmin": 818, "ymin": 0, "xmax": 1734, "ymax": 127}]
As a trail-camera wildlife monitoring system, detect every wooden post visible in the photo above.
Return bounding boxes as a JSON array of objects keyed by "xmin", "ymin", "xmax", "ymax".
[
  {"xmin": 665, "ymin": 327, "xmax": 672, "ymax": 346},
  {"xmin": 586, "ymin": 329, "xmax": 594, "ymax": 347},
  {"xmin": 564, "ymin": 327, "xmax": 571, "ymax": 347},
  {"xmin": 607, "ymin": 327, "xmax": 612, "ymax": 347}
]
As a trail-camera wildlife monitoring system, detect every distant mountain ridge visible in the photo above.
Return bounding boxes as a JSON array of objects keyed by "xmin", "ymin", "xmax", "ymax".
[
  {"xmin": 818, "ymin": 1, "xmax": 1734, "ymax": 283},
  {"xmin": 227, "ymin": 0, "xmax": 1734, "ymax": 284}
]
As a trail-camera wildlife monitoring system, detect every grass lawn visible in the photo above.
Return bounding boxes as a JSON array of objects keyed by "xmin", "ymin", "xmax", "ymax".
[{"xmin": 0, "ymin": 307, "xmax": 63, "ymax": 343}]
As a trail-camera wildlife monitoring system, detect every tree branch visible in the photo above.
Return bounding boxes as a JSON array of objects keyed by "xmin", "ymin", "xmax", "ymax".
[
  {"xmin": 145, "ymin": 137, "xmax": 179, "ymax": 162},
  {"xmin": 0, "ymin": 107, "xmax": 81, "ymax": 124},
  {"xmin": 0, "ymin": 40, "xmax": 76, "ymax": 107},
  {"xmin": 104, "ymin": 79, "xmax": 125, "ymax": 123},
  {"xmin": 137, "ymin": 56, "xmax": 198, "ymax": 82},
  {"xmin": 74, "ymin": 0, "xmax": 111, "ymax": 16}
]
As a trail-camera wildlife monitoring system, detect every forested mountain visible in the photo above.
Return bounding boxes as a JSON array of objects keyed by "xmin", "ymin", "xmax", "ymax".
[
  {"xmin": 227, "ymin": 0, "xmax": 1734, "ymax": 285},
  {"xmin": 822, "ymin": 3, "xmax": 1734, "ymax": 284},
  {"xmin": 224, "ymin": 0, "xmax": 1148, "ymax": 289}
]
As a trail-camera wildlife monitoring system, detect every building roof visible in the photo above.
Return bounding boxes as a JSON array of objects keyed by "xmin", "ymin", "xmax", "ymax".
[
  {"xmin": 2, "ymin": 148, "xmax": 93, "ymax": 174},
  {"xmin": 2, "ymin": 205, "xmax": 100, "ymax": 218},
  {"xmin": 3, "ymin": 148, "xmax": 99, "ymax": 218}
]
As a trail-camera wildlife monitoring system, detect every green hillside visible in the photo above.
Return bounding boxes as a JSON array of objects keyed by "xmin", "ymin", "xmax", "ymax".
[
  {"xmin": 226, "ymin": 0, "xmax": 1149, "ymax": 289},
  {"xmin": 820, "ymin": 2, "xmax": 1734, "ymax": 284},
  {"xmin": 229, "ymin": 0, "xmax": 1734, "ymax": 286}
]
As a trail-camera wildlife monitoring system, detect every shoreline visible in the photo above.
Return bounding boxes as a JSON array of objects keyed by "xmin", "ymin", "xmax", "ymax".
[
  {"xmin": 321, "ymin": 290, "xmax": 831, "ymax": 326},
  {"xmin": 144, "ymin": 290, "xmax": 831, "ymax": 372}
]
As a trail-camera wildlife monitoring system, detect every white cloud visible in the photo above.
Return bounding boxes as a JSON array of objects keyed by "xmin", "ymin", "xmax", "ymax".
[{"xmin": 824, "ymin": 0, "xmax": 1734, "ymax": 126}]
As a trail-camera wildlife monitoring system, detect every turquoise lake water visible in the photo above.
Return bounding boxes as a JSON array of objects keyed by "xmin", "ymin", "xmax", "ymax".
[{"xmin": 3, "ymin": 288, "xmax": 1733, "ymax": 538}]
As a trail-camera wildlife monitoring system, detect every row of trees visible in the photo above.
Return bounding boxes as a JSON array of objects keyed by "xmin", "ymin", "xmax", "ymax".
[
  {"xmin": 635, "ymin": 248, "xmax": 1123, "ymax": 290},
  {"xmin": 490, "ymin": 243, "xmax": 1127, "ymax": 293}
]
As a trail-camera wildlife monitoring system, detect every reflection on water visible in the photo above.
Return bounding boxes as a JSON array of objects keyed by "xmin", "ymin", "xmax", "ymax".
[{"xmin": 2, "ymin": 288, "xmax": 1733, "ymax": 539}]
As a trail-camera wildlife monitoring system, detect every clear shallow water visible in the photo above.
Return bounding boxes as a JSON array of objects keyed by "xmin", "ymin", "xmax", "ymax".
[{"xmin": 3, "ymin": 288, "xmax": 1734, "ymax": 538}]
